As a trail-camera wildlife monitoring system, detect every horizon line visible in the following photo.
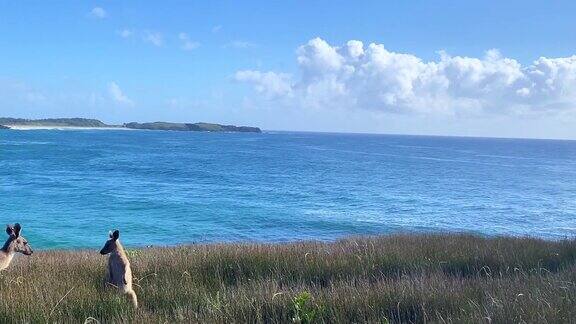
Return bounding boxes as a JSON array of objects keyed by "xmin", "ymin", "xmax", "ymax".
[{"xmin": 2, "ymin": 115, "xmax": 575, "ymax": 142}]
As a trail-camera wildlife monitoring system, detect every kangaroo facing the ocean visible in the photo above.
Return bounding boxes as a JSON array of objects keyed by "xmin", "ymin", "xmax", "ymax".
[
  {"xmin": 1, "ymin": 223, "xmax": 33, "ymax": 270},
  {"xmin": 100, "ymin": 230, "xmax": 138, "ymax": 308}
]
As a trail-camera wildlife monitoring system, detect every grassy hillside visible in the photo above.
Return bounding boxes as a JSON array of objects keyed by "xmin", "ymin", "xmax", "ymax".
[{"xmin": 1, "ymin": 234, "xmax": 575, "ymax": 323}]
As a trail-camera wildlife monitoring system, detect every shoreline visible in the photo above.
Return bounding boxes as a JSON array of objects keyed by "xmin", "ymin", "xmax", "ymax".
[{"xmin": 5, "ymin": 125, "xmax": 576, "ymax": 142}]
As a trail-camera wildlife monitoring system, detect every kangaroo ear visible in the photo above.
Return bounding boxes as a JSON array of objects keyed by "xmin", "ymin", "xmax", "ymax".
[
  {"xmin": 112, "ymin": 230, "xmax": 119, "ymax": 240},
  {"xmin": 13, "ymin": 223, "xmax": 21, "ymax": 237},
  {"xmin": 6, "ymin": 225, "xmax": 14, "ymax": 237}
]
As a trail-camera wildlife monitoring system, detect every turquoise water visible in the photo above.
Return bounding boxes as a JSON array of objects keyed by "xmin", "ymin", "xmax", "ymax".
[{"xmin": 1, "ymin": 129, "xmax": 575, "ymax": 249}]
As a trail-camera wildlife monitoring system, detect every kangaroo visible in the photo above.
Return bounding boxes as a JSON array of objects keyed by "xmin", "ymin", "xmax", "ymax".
[
  {"xmin": 0, "ymin": 223, "xmax": 33, "ymax": 271},
  {"xmin": 99, "ymin": 230, "xmax": 138, "ymax": 308}
]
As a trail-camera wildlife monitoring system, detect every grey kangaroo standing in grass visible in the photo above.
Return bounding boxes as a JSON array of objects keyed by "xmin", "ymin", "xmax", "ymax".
[
  {"xmin": 100, "ymin": 230, "xmax": 138, "ymax": 308},
  {"xmin": 0, "ymin": 223, "xmax": 33, "ymax": 270}
]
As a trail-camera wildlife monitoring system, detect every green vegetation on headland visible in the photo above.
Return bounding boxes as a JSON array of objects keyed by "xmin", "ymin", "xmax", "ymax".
[
  {"xmin": 1, "ymin": 233, "xmax": 575, "ymax": 323},
  {"xmin": 0, "ymin": 118, "xmax": 111, "ymax": 128},
  {"xmin": 0, "ymin": 117, "xmax": 262, "ymax": 133},
  {"xmin": 124, "ymin": 121, "xmax": 262, "ymax": 133}
]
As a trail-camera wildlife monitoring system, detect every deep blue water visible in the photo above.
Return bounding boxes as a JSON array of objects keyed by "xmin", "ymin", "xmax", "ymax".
[{"xmin": 1, "ymin": 129, "xmax": 575, "ymax": 249}]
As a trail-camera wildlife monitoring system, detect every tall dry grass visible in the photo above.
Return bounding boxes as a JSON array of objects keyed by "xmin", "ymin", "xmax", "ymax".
[{"xmin": 0, "ymin": 233, "xmax": 575, "ymax": 323}]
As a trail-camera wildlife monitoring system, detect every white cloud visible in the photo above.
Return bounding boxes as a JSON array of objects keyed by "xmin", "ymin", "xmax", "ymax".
[
  {"xmin": 143, "ymin": 31, "xmax": 163, "ymax": 47},
  {"xmin": 90, "ymin": 7, "xmax": 107, "ymax": 19},
  {"xmin": 117, "ymin": 29, "xmax": 134, "ymax": 38},
  {"xmin": 178, "ymin": 33, "xmax": 200, "ymax": 51},
  {"xmin": 297, "ymin": 38, "xmax": 344, "ymax": 76},
  {"xmin": 108, "ymin": 82, "xmax": 134, "ymax": 106},
  {"xmin": 236, "ymin": 37, "xmax": 576, "ymax": 116}
]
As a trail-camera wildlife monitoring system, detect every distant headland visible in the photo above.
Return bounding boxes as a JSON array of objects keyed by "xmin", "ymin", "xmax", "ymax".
[
  {"xmin": 0, "ymin": 118, "xmax": 262, "ymax": 133},
  {"xmin": 124, "ymin": 122, "xmax": 261, "ymax": 133}
]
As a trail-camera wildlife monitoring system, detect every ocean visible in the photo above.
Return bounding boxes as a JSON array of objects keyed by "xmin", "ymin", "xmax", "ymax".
[{"xmin": 1, "ymin": 129, "xmax": 575, "ymax": 249}]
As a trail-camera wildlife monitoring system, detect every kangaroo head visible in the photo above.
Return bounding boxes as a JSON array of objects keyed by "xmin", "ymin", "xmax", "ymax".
[
  {"xmin": 100, "ymin": 230, "xmax": 120, "ymax": 255},
  {"xmin": 5, "ymin": 223, "xmax": 33, "ymax": 255}
]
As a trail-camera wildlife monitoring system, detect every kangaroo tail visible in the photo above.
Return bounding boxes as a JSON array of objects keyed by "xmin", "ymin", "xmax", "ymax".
[{"xmin": 126, "ymin": 289, "xmax": 138, "ymax": 309}]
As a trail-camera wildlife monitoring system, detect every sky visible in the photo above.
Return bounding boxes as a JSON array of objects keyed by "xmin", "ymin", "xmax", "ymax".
[{"xmin": 1, "ymin": 1, "xmax": 576, "ymax": 139}]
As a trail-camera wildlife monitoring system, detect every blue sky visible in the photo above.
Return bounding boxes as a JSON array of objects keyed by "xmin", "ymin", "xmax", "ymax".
[{"xmin": 1, "ymin": 1, "xmax": 576, "ymax": 138}]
